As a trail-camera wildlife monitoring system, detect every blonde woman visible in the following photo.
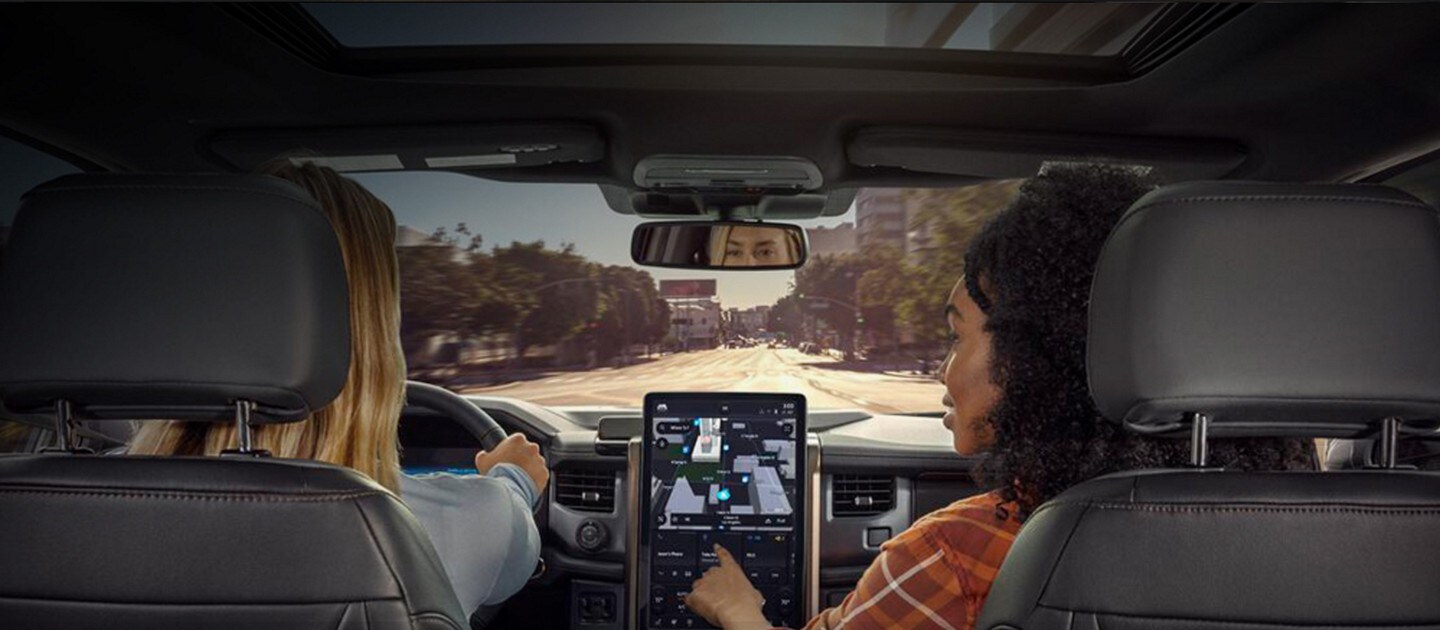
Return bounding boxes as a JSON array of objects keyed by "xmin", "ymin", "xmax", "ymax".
[
  {"xmin": 130, "ymin": 161, "xmax": 547, "ymax": 615},
  {"xmin": 708, "ymin": 224, "xmax": 802, "ymax": 267}
]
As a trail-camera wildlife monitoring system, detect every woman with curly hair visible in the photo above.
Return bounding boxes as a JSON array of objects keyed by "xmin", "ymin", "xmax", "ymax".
[{"xmin": 684, "ymin": 164, "xmax": 1315, "ymax": 630}]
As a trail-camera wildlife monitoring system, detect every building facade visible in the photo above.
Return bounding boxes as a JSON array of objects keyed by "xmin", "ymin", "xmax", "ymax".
[
  {"xmin": 805, "ymin": 223, "xmax": 857, "ymax": 257},
  {"xmin": 854, "ymin": 188, "xmax": 908, "ymax": 252},
  {"xmin": 668, "ymin": 298, "xmax": 721, "ymax": 350},
  {"xmin": 725, "ymin": 305, "xmax": 771, "ymax": 336}
]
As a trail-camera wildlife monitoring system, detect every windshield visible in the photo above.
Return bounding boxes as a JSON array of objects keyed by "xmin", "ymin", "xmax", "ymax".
[{"xmin": 357, "ymin": 172, "xmax": 1020, "ymax": 415}]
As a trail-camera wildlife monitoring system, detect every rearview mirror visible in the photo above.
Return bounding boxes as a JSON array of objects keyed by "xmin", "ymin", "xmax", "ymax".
[{"xmin": 631, "ymin": 221, "xmax": 808, "ymax": 270}]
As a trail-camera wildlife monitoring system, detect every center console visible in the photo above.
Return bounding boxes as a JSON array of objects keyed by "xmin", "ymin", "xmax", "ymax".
[{"xmin": 627, "ymin": 392, "xmax": 819, "ymax": 629}]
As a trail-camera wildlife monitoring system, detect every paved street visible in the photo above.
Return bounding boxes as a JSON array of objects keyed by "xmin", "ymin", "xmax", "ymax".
[{"xmin": 458, "ymin": 347, "xmax": 945, "ymax": 414}]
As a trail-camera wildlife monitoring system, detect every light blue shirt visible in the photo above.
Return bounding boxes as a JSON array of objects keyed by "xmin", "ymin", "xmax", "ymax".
[{"xmin": 401, "ymin": 463, "xmax": 541, "ymax": 615}]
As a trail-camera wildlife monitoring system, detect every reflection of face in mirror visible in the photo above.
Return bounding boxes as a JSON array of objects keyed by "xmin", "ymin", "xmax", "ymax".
[
  {"xmin": 633, "ymin": 221, "xmax": 805, "ymax": 269},
  {"xmin": 708, "ymin": 225, "xmax": 800, "ymax": 267}
]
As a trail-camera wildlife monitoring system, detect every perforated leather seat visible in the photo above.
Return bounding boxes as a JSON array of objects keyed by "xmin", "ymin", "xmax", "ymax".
[
  {"xmin": 0, "ymin": 174, "xmax": 468, "ymax": 630},
  {"xmin": 977, "ymin": 182, "xmax": 1440, "ymax": 629}
]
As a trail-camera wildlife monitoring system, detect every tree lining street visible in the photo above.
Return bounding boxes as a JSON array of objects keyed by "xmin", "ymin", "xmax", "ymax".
[{"xmin": 456, "ymin": 346, "xmax": 945, "ymax": 414}]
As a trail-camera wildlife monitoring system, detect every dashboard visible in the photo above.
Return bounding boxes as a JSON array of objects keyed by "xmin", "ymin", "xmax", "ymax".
[{"xmin": 398, "ymin": 394, "xmax": 985, "ymax": 630}]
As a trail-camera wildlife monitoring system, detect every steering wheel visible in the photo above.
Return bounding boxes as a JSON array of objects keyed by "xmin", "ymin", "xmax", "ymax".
[
  {"xmin": 405, "ymin": 380, "xmax": 507, "ymax": 450},
  {"xmin": 402, "ymin": 381, "xmax": 520, "ymax": 630}
]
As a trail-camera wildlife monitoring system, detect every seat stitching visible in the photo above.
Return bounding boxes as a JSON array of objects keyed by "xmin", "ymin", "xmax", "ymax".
[
  {"xmin": 411, "ymin": 612, "xmax": 467, "ymax": 630},
  {"xmin": 1064, "ymin": 501, "xmax": 1440, "ymax": 515},
  {"xmin": 1118, "ymin": 394, "xmax": 1440, "ymax": 404},
  {"xmin": 1037, "ymin": 603, "xmax": 1440, "ymax": 627},
  {"xmin": 1035, "ymin": 503, "xmax": 1091, "ymax": 608},
  {"xmin": 331, "ymin": 602, "xmax": 352, "ymax": 630},
  {"xmin": 0, "ymin": 378, "xmax": 310, "ymax": 400},
  {"xmin": 1151, "ymin": 194, "xmax": 1429, "ymax": 209},
  {"xmin": 351, "ymin": 498, "xmax": 412, "ymax": 620},
  {"xmin": 0, "ymin": 594, "xmax": 402, "ymax": 606},
  {"xmin": 25, "ymin": 184, "xmax": 321, "ymax": 209},
  {"xmin": 0, "ymin": 487, "xmax": 383, "ymax": 502},
  {"xmin": 1099, "ymin": 193, "xmax": 1436, "ymax": 262}
]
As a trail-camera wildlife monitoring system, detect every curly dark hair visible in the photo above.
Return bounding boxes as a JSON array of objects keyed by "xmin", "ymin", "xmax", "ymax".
[{"xmin": 962, "ymin": 163, "xmax": 1315, "ymax": 520}]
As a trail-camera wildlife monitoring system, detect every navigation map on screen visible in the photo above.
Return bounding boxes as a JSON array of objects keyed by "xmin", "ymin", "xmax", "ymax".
[
  {"xmin": 651, "ymin": 413, "xmax": 796, "ymax": 530},
  {"xmin": 644, "ymin": 394, "xmax": 804, "ymax": 629}
]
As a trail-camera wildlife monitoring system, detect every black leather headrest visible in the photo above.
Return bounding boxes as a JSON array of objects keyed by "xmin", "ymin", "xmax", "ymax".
[
  {"xmin": 0, "ymin": 174, "xmax": 350, "ymax": 423},
  {"xmin": 1088, "ymin": 181, "xmax": 1440, "ymax": 438}
]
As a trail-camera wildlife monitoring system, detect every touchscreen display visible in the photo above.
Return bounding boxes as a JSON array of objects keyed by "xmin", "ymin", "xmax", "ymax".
[{"xmin": 642, "ymin": 393, "xmax": 805, "ymax": 629}]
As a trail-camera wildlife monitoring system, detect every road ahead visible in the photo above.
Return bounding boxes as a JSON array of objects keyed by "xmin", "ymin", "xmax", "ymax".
[{"xmin": 458, "ymin": 347, "xmax": 945, "ymax": 414}]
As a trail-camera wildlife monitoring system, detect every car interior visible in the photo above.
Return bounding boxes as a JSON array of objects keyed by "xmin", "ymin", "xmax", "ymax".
[{"xmin": 3, "ymin": 3, "xmax": 1440, "ymax": 630}]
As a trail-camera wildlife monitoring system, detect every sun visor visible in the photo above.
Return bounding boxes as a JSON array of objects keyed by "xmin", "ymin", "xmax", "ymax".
[
  {"xmin": 847, "ymin": 127, "xmax": 1247, "ymax": 181},
  {"xmin": 207, "ymin": 122, "xmax": 605, "ymax": 172}
]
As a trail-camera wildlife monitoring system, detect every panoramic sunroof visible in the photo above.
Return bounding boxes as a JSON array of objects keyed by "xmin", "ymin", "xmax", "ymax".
[{"xmin": 304, "ymin": 3, "xmax": 1164, "ymax": 56}]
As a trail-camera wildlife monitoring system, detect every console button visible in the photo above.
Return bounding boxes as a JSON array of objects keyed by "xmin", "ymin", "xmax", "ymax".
[
  {"xmin": 865, "ymin": 527, "xmax": 892, "ymax": 548},
  {"xmin": 577, "ymin": 592, "xmax": 617, "ymax": 624},
  {"xmin": 777, "ymin": 587, "xmax": 796, "ymax": 616},
  {"xmin": 575, "ymin": 519, "xmax": 609, "ymax": 553}
]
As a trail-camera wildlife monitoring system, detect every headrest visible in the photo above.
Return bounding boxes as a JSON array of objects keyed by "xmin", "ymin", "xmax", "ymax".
[
  {"xmin": 0, "ymin": 174, "xmax": 350, "ymax": 423},
  {"xmin": 1088, "ymin": 181, "xmax": 1440, "ymax": 438}
]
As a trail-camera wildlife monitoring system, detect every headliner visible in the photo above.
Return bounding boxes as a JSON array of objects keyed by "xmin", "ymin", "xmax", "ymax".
[{"xmin": 1, "ymin": 3, "xmax": 1439, "ymax": 189}]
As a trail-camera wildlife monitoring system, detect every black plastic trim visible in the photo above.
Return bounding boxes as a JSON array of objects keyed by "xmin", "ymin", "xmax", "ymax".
[
  {"xmin": 223, "ymin": 5, "xmax": 1133, "ymax": 84},
  {"xmin": 544, "ymin": 548, "xmax": 625, "ymax": 581},
  {"xmin": 1122, "ymin": 3, "xmax": 1251, "ymax": 75},
  {"xmin": 0, "ymin": 124, "xmax": 107, "ymax": 174}
]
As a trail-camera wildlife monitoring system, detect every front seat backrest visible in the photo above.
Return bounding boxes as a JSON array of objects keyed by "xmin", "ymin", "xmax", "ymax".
[
  {"xmin": 0, "ymin": 174, "xmax": 468, "ymax": 630},
  {"xmin": 977, "ymin": 181, "xmax": 1440, "ymax": 629}
]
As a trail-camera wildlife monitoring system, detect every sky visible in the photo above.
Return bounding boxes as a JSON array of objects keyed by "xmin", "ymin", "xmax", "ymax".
[{"xmin": 352, "ymin": 171, "xmax": 853, "ymax": 309}]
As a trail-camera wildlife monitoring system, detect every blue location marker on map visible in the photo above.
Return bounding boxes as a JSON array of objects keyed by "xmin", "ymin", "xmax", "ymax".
[
  {"xmin": 682, "ymin": 445, "xmax": 690, "ymax": 454},
  {"xmin": 694, "ymin": 418, "xmax": 701, "ymax": 426},
  {"xmin": 741, "ymin": 475, "xmax": 750, "ymax": 483},
  {"xmin": 717, "ymin": 488, "xmax": 731, "ymax": 502}
]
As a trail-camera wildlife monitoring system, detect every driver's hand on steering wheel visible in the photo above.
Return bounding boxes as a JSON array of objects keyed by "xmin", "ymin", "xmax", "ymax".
[{"xmin": 474, "ymin": 433, "xmax": 550, "ymax": 494}]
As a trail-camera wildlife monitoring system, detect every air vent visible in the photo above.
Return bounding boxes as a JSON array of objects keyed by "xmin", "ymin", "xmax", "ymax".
[
  {"xmin": 554, "ymin": 468, "xmax": 617, "ymax": 513},
  {"xmin": 832, "ymin": 475, "xmax": 895, "ymax": 517}
]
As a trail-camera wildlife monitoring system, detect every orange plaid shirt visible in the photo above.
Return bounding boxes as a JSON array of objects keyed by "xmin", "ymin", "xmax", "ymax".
[{"xmin": 794, "ymin": 490, "xmax": 1020, "ymax": 630}]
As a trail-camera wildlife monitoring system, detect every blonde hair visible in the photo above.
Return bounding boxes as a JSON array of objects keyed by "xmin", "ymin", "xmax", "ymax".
[
  {"xmin": 129, "ymin": 161, "xmax": 407, "ymax": 493},
  {"xmin": 707, "ymin": 224, "xmax": 801, "ymax": 266},
  {"xmin": 708, "ymin": 225, "xmax": 735, "ymax": 265}
]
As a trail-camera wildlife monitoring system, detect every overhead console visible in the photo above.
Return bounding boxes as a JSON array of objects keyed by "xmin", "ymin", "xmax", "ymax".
[
  {"xmin": 207, "ymin": 122, "xmax": 605, "ymax": 172},
  {"xmin": 603, "ymin": 155, "xmax": 851, "ymax": 220},
  {"xmin": 633, "ymin": 155, "xmax": 823, "ymax": 193},
  {"xmin": 847, "ymin": 126, "xmax": 1249, "ymax": 181}
]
